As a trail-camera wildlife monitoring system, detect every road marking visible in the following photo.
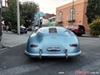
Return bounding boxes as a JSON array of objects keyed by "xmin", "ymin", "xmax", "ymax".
[{"xmin": 58, "ymin": 72, "xmax": 65, "ymax": 74}]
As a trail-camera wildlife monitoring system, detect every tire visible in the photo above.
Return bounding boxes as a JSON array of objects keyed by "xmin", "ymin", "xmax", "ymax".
[
  {"xmin": 78, "ymin": 34, "xmax": 82, "ymax": 36},
  {"xmin": 20, "ymin": 32, "xmax": 23, "ymax": 34},
  {"xmin": 25, "ymin": 32, "xmax": 27, "ymax": 34}
]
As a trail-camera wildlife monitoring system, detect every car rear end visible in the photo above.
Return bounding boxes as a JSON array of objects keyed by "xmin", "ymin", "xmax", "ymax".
[
  {"xmin": 20, "ymin": 28, "xmax": 27, "ymax": 34},
  {"xmin": 25, "ymin": 27, "xmax": 81, "ymax": 59},
  {"xmin": 78, "ymin": 25, "xmax": 85, "ymax": 34}
]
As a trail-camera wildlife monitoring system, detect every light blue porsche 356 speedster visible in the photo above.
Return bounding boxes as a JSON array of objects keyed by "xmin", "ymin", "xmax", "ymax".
[{"xmin": 25, "ymin": 26, "xmax": 81, "ymax": 59}]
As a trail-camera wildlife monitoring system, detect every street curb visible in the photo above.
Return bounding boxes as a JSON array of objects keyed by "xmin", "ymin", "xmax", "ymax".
[
  {"xmin": 0, "ymin": 48, "xmax": 8, "ymax": 52},
  {"xmin": 0, "ymin": 45, "xmax": 11, "ymax": 52}
]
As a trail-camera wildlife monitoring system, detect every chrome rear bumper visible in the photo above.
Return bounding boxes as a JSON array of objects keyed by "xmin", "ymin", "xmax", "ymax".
[{"xmin": 25, "ymin": 50, "xmax": 81, "ymax": 59}]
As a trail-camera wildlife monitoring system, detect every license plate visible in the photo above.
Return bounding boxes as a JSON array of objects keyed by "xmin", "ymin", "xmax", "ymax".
[{"xmin": 47, "ymin": 47, "xmax": 61, "ymax": 51}]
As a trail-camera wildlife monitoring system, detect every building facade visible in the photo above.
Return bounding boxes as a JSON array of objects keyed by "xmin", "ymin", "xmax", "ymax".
[
  {"xmin": 34, "ymin": 13, "xmax": 55, "ymax": 26},
  {"xmin": 56, "ymin": 0, "xmax": 90, "ymax": 32},
  {"xmin": 48, "ymin": 16, "xmax": 56, "ymax": 26},
  {"xmin": 34, "ymin": 12, "xmax": 46, "ymax": 26},
  {"xmin": 42, "ymin": 13, "xmax": 55, "ymax": 26}
]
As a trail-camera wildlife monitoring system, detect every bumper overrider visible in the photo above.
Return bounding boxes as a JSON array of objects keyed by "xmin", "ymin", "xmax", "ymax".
[{"xmin": 25, "ymin": 49, "xmax": 81, "ymax": 59}]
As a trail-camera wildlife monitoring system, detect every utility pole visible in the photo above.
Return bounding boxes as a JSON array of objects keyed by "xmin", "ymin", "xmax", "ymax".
[
  {"xmin": 71, "ymin": 0, "xmax": 74, "ymax": 24},
  {"xmin": 0, "ymin": 0, "xmax": 2, "ymax": 41},
  {"xmin": 17, "ymin": 0, "xmax": 20, "ymax": 34}
]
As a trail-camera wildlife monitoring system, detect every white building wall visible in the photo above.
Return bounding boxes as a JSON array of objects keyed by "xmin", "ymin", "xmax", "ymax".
[{"xmin": 42, "ymin": 19, "xmax": 49, "ymax": 26}]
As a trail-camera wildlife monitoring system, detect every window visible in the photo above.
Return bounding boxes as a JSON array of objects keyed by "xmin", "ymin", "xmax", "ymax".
[
  {"xmin": 58, "ymin": 12, "xmax": 63, "ymax": 22},
  {"xmin": 52, "ymin": 18, "xmax": 55, "ymax": 22},
  {"xmin": 49, "ymin": 19, "xmax": 52, "ymax": 22},
  {"xmin": 49, "ymin": 28, "xmax": 57, "ymax": 33},
  {"xmin": 69, "ymin": 8, "xmax": 75, "ymax": 21}
]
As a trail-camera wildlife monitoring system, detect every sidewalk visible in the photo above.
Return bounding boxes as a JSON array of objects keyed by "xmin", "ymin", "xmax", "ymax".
[{"xmin": 0, "ymin": 31, "xmax": 32, "ymax": 51}]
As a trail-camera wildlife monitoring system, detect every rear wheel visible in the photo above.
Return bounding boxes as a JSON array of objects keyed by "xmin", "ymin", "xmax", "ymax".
[
  {"xmin": 25, "ymin": 32, "xmax": 27, "ymax": 34},
  {"xmin": 78, "ymin": 34, "xmax": 82, "ymax": 36}
]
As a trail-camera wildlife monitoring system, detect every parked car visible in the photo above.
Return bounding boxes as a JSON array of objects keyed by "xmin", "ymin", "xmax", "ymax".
[
  {"xmin": 20, "ymin": 27, "xmax": 27, "ymax": 34},
  {"xmin": 25, "ymin": 26, "xmax": 81, "ymax": 59},
  {"xmin": 65, "ymin": 24, "xmax": 85, "ymax": 36},
  {"xmin": 12, "ymin": 26, "xmax": 27, "ymax": 34},
  {"xmin": 27, "ymin": 25, "xmax": 32, "ymax": 31}
]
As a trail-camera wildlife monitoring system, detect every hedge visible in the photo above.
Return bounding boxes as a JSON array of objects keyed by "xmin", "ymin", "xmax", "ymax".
[{"xmin": 89, "ymin": 19, "xmax": 100, "ymax": 36}]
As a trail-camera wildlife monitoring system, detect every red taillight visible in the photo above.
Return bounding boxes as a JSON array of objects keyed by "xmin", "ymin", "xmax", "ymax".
[
  {"xmin": 70, "ymin": 44, "xmax": 77, "ymax": 47},
  {"xmin": 30, "ymin": 44, "xmax": 38, "ymax": 47},
  {"xmin": 74, "ymin": 29, "xmax": 78, "ymax": 31}
]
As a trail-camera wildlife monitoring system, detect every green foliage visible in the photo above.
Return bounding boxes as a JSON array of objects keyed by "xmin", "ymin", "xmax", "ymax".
[
  {"xmin": 86, "ymin": 0, "xmax": 100, "ymax": 24},
  {"xmin": 2, "ymin": 0, "xmax": 24, "ymax": 30},
  {"xmin": 21, "ymin": 2, "xmax": 39, "ymax": 28},
  {"xmin": 89, "ymin": 17, "xmax": 100, "ymax": 36},
  {"xmin": 2, "ymin": 0, "xmax": 39, "ymax": 30}
]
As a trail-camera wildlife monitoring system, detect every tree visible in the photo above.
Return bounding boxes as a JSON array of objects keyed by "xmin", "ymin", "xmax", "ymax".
[
  {"xmin": 86, "ymin": 0, "xmax": 100, "ymax": 24},
  {"xmin": 2, "ymin": 0, "xmax": 24, "ymax": 30},
  {"xmin": 21, "ymin": 2, "xmax": 39, "ymax": 28},
  {"xmin": 89, "ymin": 16, "xmax": 100, "ymax": 36}
]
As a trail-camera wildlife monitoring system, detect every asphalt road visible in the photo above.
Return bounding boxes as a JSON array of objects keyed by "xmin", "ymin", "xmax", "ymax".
[{"xmin": 0, "ymin": 37, "xmax": 100, "ymax": 75}]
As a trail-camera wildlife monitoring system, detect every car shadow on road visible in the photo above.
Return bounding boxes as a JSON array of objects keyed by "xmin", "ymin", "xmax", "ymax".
[{"xmin": 26, "ymin": 56, "xmax": 81, "ymax": 64}]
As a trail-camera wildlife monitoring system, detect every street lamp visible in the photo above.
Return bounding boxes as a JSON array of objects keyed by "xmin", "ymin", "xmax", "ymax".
[{"xmin": 17, "ymin": 0, "xmax": 20, "ymax": 34}]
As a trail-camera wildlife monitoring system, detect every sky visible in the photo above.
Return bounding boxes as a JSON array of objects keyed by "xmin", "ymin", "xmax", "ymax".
[
  {"xmin": 20, "ymin": 0, "xmax": 75, "ymax": 14},
  {"xmin": 2, "ymin": 0, "xmax": 75, "ymax": 14}
]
